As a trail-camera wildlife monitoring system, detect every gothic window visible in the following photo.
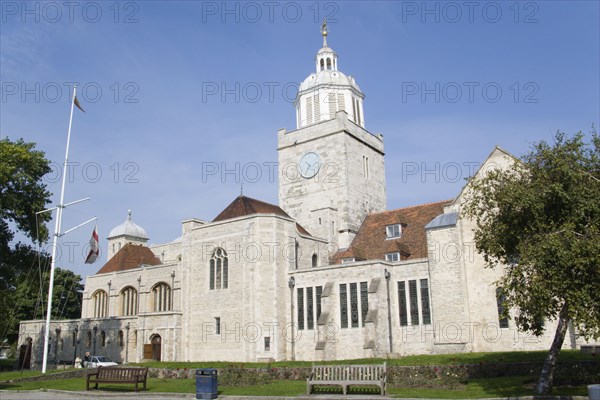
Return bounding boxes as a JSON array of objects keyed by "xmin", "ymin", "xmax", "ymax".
[
  {"xmin": 326, "ymin": 57, "xmax": 332, "ymax": 70},
  {"xmin": 350, "ymin": 283, "xmax": 359, "ymax": 328},
  {"xmin": 152, "ymin": 282, "xmax": 172, "ymax": 312},
  {"xmin": 312, "ymin": 253, "xmax": 318, "ymax": 268},
  {"xmin": 363, "ymin": 156, "xmax": 370, "ymax": 179},
  {"xmin": 209, "ymin": 248, "xmax": 228, "ymax": 290},
  {"xmin": 297, "ymin": 288, "xmax": 304, "ymax": 330},
  {"xmin": 92, "ymin": 290, "xmax": 108, "ymax": 318},
  {"xmin": 320, "ymin": 58, "xmax": 324, "ymax": 71},
  {"xmin": 339, "ymin": 284, "xmax": 348, "ymax": 328},
  {"xmin": 360, "ymin": 282, "xmax": 368, "ymax": 327},
  {"xmin": 496, "ymin": 287, "xmax": 509, "ymax": 328},
  {"xmin": 119, "ymin": 330, "xmax": 124, "ymax": 347},
  {"xmin": 316, "ymin": 286, "xmax": 323, "ymax": 321},
  {"xmin": 307, "ymin": 287, "xmax": 314, "ymax": 330},
  {"xmin": 72, "ymin": 331, "xmax": 76, "ymax": 346},
  {"xmin": 101, "ymin": 331, "xmax": 106, "ymax": 347},
  {"xmin": 386, "ymin": 224, "xmax": 401, "ymax": 239},
  {"xmin": 86, "ymin": 331, "xmax": 92, "ymax": 347},
  {"xmin": 397, "ymin": 281, "xmax": 408, "ymax": 326},
  {"xmin": 120, "ymin": 286, "xmax": 138, "ymax": 316},
  {"xmin": 215, "ymin": 317, "xmax": 221, "ymax": 335},
  {"xmin": 409, "ymin": 280, "xmax": 419, "ymax": 325},
  {"xmin": 420, "ymin": 279, "xmax": 432, "ymax": 325}
]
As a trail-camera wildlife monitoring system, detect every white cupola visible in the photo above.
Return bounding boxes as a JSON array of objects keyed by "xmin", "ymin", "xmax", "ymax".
[
  {"xmin": 294, "ymin": 20, "xmax": 365, "ymax": 129},
  {"xmin": 106, "ymin": 210, "xmax": 149, "ymax": 260}
]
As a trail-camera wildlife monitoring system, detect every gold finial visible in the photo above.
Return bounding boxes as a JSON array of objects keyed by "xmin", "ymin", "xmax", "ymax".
[{"xmin": 321, "ymin": 18, "xmax": 328, "ymax": 47}]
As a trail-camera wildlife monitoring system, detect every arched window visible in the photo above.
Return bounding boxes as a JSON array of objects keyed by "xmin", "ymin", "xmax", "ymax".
[
  {"xmin": 152, "ymin": 282, "xmax": 172, "ymax": 312},
  {"xmin": 101, "ymin": 331, "xmax": 106, "ymax": 347},
  {"xmin": 320, "ymin": 58, "xmax": 324, "ymax": 71},
  {"xmin": 118, "ymin": 330, "xmax": 124, "ymax": 347},
  {"xmin": 92, "ymin": 290, "xmax": 108, "ymax": 318},
  {"xmin": 86, "ymin": 331, "xmax": 92, "ymax": 347},
  {"xmin": 326, "ymin": 58, "xmax": 332, "ymax": 70},
  {"xmin": 209, "ymin": 248, "xmax": 228, "ymax": 290},
  {"xmin": 120, "ymin": 286, "xmax": 138, "ymax": 316},
  {"xmin": 72, "ymin": 331, "xmax": 76, "ymax": 346},
  {"xmin": 312, "ymin": 254, "xmax": 318, "ymax": 268}
]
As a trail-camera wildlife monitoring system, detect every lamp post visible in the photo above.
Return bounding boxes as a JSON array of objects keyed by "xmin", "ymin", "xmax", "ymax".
[
  {"xmin": 385, "ymin": 269, "xmax": 393, "ymax": 354},
  {"xmin": 92, "ymin": 326, "xmax": 97, "ymax": 355},
  {"xmin": 125, "ymin": 322, "xmax": 130, "ymax": 364},
  {"xmin": 288, "ymin": 276, "xmax": 296, "ymax": 361}
]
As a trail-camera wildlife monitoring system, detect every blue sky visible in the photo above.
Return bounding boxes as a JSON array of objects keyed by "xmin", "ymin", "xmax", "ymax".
[{"xmin": 1, "ymin": 1, "xmax": 599, "ymax": 279}]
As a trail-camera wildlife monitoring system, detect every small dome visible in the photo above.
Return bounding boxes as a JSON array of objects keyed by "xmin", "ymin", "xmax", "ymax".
[
  {"xmin": 107, "ymin": 210, "xmax": 149, "ymax": 240},
  {"xmin": 298, "ymin": 70, "xmax": 361, "ymax": 93}
]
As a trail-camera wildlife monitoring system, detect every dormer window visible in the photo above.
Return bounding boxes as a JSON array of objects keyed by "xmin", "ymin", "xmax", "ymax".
[
  {"xmin": 386, "ymin": 224, "xmax": 401, "ymax": 239},
  {"xmin": 385, "ymin": 252, "xmax": 400, "ymax": 262}
]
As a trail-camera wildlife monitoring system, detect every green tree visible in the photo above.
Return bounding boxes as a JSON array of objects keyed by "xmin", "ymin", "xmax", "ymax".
[
  {"xmin": 0, "ymin": 138, "xmax": 52, "ymax": 342},
  {"xmin": 462, "ymin": 131, "xmax": 600, "ymax": 394}
]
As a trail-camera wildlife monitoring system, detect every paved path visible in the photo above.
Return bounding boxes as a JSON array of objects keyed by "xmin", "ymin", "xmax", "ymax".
[
  {"xmin": 0, "ymin": 390, "xmax": 397, "ymax": 400},
  {"xmin": 0, "ymin": 390, "xmax": 590, "ymax": 400}
]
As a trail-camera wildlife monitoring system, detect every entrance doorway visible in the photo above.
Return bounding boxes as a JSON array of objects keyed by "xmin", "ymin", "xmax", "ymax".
[{"xmin": 144, "ymin": 334, "xmax": 161, "ymax": 361}]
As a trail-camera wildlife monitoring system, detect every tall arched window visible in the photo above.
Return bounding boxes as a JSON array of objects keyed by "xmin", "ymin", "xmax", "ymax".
[
  {"xmin": 72, "ymin": 331, "xmax": 76, "ymax": 346},
  {"xmin": 326, "ymin": 57, "xmax": 332, "ymax": 70},
  {"xmin": 92, "ymin": 290, "xmax": 108, "ymax": 318},
  {"xmin": 209, "ymin": 248, "xmax": 228, "ymax": 290},
  {"xmin": 86, "ymin": 331, "xmax": 92, "ymax": 347},
  {"xmin": 320, "ymin": 58, "xmax": 324, "ymax": 71},
  {"xmin": 120, "ymin": 286, "xmax": 138, "ymax": 316},
  {"xmin": 118, "ymin": 330, "xmax": 124, "ymax": 347},
  {"xmin": 152, "ymin": 282, "xmax": 172, "ymax": 312},
  {"xmin": 312, "ymin": 254, "xmax": 318, "ymax": 268},
  {"xmin": 101, "ymin": 331, "xmax": 106, "ymax": 347}
]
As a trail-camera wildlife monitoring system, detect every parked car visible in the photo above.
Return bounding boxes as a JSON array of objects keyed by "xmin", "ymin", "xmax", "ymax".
[{"xmin": 85, "ymin": 356, "xmax": 118, "ymax": 368}]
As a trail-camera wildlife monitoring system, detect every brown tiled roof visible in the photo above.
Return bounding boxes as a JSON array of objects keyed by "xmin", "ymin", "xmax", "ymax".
[
  {"xmin": 332, "ymin": 200, "xmax": 451, "ymax": 264},
  {"xmin": 96, "ymin": 243, "xmax": 161, "ymax": 274},
  {"xmin": 213, "ymin": 195, "xmax": 311, "ymax": 236}
]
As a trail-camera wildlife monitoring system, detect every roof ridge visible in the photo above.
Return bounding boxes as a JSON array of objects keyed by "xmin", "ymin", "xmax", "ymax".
[{"xmin": 373, "ymin": 199, "xmax": 453, "ymax": 215}]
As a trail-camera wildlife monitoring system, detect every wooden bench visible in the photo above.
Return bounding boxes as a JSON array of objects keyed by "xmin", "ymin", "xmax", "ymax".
[
  {"xmin": 86, "ymin": 366, "xmax": 148, "ymax": 392},
  {"xmin": 307, "ymin": 363, "xmax": 386, "ymax": 395}
]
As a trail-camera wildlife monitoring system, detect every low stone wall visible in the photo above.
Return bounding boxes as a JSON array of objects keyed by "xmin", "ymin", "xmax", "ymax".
[
  {"xmin": 5, "ymin": 361, "xmax": 599, "ymax": 389},
  {"xmin": 148, "ymin": 361, "xmax": 600, "ymax": 388}
]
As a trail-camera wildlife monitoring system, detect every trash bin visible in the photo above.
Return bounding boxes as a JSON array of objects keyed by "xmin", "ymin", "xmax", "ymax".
[
  {"xmin": 196, "ymin": 368, "xmax": 218, "ymax": 399},
  {"xmin": 589, "ymin": 384, "xmax": 600, "ymax": 400}
]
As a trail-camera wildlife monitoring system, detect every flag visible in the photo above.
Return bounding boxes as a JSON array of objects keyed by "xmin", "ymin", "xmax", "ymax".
[
  {"xmin": 74, "ymin": 95, "xmax": 85, "ymax": 112},
  {"xmin": 85, "ymin": 226, "xmax": 99, "ymax": 264}
]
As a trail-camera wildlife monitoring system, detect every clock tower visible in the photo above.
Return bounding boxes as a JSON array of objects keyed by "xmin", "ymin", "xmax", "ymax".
[{"xmin": 278, "ymin": 22, "xmax": 386, "ymax": 250}]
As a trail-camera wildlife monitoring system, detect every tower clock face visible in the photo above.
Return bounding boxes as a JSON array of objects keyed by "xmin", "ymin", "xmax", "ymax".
[{"xmin": 299, "ymin": 152, "xmax": 321, "ymax": 179}]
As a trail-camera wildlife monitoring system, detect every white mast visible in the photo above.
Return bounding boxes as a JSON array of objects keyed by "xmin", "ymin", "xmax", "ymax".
[{"xmin": 41, "ymin": 86, "xmax": 77, "ymax": 374}]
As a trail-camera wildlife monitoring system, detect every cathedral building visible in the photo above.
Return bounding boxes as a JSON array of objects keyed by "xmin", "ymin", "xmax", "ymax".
[{"xmin": 18, "ymin": 26, "xmax": 593, "ymax": 367}]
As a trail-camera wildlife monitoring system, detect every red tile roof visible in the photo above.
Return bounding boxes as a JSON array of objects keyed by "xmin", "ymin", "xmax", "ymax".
[
  {"xmin": 213, "ymin": 195, "xmax": 311, "ymax": 236},
  {"xmin": 332, "ymin": 200, "xmax": 451, "ymax": 264},
  {"xmin": 96, "ymin": 243, "xmax": 161, "ymax": 274}
]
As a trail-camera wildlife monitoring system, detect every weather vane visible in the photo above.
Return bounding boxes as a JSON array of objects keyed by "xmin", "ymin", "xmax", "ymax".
[{"xmin": 321, "ymin": 18, "xmax": 328, "ymax": 47}]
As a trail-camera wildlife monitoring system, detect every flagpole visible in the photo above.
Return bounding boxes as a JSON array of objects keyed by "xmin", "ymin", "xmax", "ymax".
[{"xmin": 42, "ymin": 86, "xmax": 77, "ymax": 373}]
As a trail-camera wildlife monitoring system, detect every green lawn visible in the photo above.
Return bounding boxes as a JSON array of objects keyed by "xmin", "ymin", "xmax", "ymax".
[{"xmin": 0, "ymin": 376, "xmax": 590, "ymax": 398}]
